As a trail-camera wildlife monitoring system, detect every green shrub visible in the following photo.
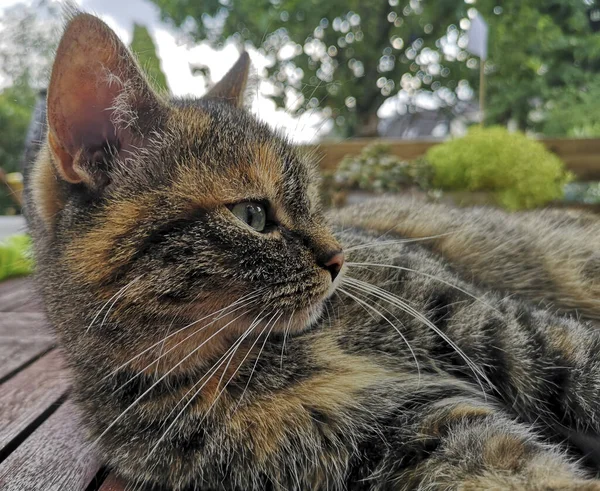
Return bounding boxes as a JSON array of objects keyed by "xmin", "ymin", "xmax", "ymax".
[
  {"xmin": 426, "ymin": 126, "xmax": 572, "ymax": 210},
  {"xmin": 334, "ymin": 142, "xmax": 433, "ymax": 193},
  {"xmin": 0, "ymin": 234, "xmax": 32, "ymax": 281}
]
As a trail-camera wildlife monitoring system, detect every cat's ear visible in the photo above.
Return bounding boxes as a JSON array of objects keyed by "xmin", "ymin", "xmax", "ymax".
[
  {"xmin": 47, "ymin": 13, "xmax": 163, "ymax": 186},
  {"xmin": 204, "ymin": 52, "xmax": 250, "ymax": 107}
]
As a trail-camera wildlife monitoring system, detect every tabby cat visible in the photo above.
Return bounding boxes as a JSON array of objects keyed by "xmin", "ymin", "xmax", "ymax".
[{"xmin": 25, "ymin": 13, "xmax": 600, "ymax": 491}]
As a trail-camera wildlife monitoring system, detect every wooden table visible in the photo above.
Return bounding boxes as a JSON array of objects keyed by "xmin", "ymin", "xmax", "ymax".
[{"xmin": 0, "ymin": 277, "xmax": 125, "ymax": 490}]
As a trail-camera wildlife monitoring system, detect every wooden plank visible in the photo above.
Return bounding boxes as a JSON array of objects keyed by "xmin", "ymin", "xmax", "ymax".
[
  {"xmin": 98, "ymin": 473, "xmax": 126, "ymax": 491},
  {"xmin": 0, "ymin": 400, "xmax": 101, "ymax": 491},
  {"xmin": 0, "ymin": 350, "xmax": 69, "ymax": 456},
  {"xmin": 557, "ymin": 154, "xmax": 600, "ymax": 181},
  {"xmin": 10, "ymin": 296, "xmax": 44, "ymax": 313},
  {"xmin": 0, "ymin": 339, "xmax": 54, "ymax": 382},
  {"xmin": 0, "ymin": 312, "xmax": 53, "ymax": 341},
  {"xmin": 0, "ymin": 278, "xmax": 29, "ymax": 295},
  {"xmin": 0, "ymin": 278, "xmax": 41, "ymax": 313},
  {"xmin": 310, "ymin": 137, "xmax": 600, "ymax": 180}
]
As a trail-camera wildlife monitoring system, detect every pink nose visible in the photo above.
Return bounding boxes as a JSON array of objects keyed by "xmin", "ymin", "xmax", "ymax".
[{"xmin": 323, "ymin": 252, "xmax": 344, "ymax": 281}]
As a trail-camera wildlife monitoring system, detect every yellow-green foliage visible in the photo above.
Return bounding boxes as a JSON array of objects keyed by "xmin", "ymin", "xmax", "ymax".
[
  {"xmin": 426, "ymin": 126, "xmax": 572, "ymax": 210},
  {"xmin": 0, "ymin": 234, "xmax": 32, "ymax": 281}
]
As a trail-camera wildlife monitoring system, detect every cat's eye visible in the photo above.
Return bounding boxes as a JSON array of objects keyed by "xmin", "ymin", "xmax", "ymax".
[{"xmin": 230, "ymin": 202, "xmax": 268, "ymax": 232}]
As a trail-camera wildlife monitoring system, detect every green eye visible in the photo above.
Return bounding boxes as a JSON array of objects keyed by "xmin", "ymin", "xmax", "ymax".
[{"xmin": 231, "ymin": 202, "xmax": 267, "ymax": 232}]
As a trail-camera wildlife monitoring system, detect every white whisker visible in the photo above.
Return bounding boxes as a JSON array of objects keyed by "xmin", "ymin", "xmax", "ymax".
[
  {"xmin": 234, "ymin": 310, "xmax": 282, "ymax": 408},
  {"xmin": 157, "ymin": 309, "xmax": 270, "ymax": 428},
  {"xmin": 280, "ymin": 309, "xmax": 295, "ymax": 370},
  {"xmin": 101, "ymin": 289, "xmax": 266, "ymax": 382},
  {"xmin": 145, "ymin": 310, "xmax": 276, "ymax": 460},
  {"xmin": 86, "ymin": 276, "xmax": 142, "ymax": 333},
  {"xmin": 337, "ymin": 287, "xmax": 421, "ymax": 380},
  {"xmin": 346, "ymin": 262, "xmax": 500, "ymax": 314},
  {"xmin": 343, "ymin": 233, "xmax": 456, "ymax": 253},
  {"xmin": 342, "ymin": 277, "xmax": 494, "ymax": 396},
  {"xmin": 91, "ymin": 302, "xmax": 260, "ymax": 449},
  {"xmin": 112, "ymin": 305, "xmax": 256, "ymax": 395}
]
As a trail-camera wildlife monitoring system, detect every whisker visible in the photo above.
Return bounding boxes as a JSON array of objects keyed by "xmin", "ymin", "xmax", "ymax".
[
  {"xmin": 91, "ymin": 303, "xmax": 260, "ymax": 449},
  {"xmin": 342, "ymin": 277, "xmax": 494, "ymax": 396},
  {"xmin": 343, "ymin": 233, "xmax": 456, "ymax": 253},
  {"xmin": 346, "ymin": 262, "xmax": 500, "ymax": 314},
  {"xmin": 101, "ymin": 289, "xmax": 266, "ymax": 382},
  {"xmin": 234, "ymin": 310, "xmax": 282, "ymax": 409},
  {"xmin": 156, "ymin": 309, "xmax": 269, "ymax": 428},
  {"xmin": 154, "ymin": 314, "xmax": 179, "ymax": 380},
  {"xmin": 337, "ymin": 287, "xmax": 421, "ymax": 380},
  {"xmin": 86, "ymin": 275, "xmax": 142, "ymax": 332},
  {"xmin": 213, "ymin": 310, "xmax": 276, "ymax": 394},
  {"xmin": 146, "ymin": 310, "xmax": 275, "ymax": 460},
  {"xmin": 111, "ymin": 305, "xmax": 257, "ymax": 395},
  {"xmin": 280, "ymin": 309, "xmax": 295, "ymax": 370},
  {"xmin": 196, "ymin": 312, "xmax": 280, "ymax": 434}
]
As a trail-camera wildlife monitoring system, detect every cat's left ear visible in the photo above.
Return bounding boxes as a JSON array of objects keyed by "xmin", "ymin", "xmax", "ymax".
[{"xmin": 204, "ymin": 52, "xmax": 251, "ymax": 107}]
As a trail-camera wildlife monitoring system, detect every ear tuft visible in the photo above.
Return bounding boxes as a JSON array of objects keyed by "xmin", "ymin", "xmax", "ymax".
[
  {"xmin": 205, "ymin": 52, "xmax": 251, "ymax": 108},
  {"xmin": 47, "ymin": 13, "xmax": 162, "ymax": 187}
]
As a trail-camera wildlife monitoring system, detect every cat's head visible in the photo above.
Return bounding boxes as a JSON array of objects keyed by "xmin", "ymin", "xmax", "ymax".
[{"xmin": 31, "ymin": 13, "xmax": 343, "ymax": 370}]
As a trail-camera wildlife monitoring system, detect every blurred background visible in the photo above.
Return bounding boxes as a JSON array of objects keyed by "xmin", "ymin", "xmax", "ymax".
[{"xmin": 0, "ymin": 0, "xmax": 599, "ymax": 226}]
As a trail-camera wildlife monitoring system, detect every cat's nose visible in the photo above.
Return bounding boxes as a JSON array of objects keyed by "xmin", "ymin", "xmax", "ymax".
[{"xmin": 321, "ymin": 251, "xmax": 344, "ymax": 281}]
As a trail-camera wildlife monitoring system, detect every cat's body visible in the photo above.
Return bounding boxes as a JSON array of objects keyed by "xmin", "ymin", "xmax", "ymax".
[{"xmin": 25, "ymin": 13, "xmax": 600, "ymax": 490}]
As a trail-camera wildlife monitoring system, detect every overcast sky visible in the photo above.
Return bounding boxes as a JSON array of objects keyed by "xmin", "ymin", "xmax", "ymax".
[{"xmin": 0, "ymin": 0, "xmax": 330, "ymax": 142}]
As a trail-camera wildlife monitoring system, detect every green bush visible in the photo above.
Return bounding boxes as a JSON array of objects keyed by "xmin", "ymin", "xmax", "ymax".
[
  {"xmin": 0, "ymin": 234, "xmax": 32, "ymax": 281},
  {"xmin": 426, "ymin": 126, "xmax": 572, "ymax": 210}
]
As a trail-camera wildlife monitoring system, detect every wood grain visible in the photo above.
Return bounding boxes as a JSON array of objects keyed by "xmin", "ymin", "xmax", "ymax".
[
  {"xmin": 0, "ymin": 339, "xmax": 54, "ymax": 382},
  {"xmin": 0, "ymin": 401, "xmax": 101, "ymax": 491},
  {"xmin": 0, "ymin": 350, "xmax": 69, "ymax": 456},
  {"xmin": 0, "ymin": 312, "xmax": 53, "ymax": 341},
  {"xmin": 0, "ymin": 278, "xmax": 42, "ymax": 313}
]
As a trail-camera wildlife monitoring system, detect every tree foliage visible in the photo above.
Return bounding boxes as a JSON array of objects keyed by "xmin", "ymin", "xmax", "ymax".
[
  {"xmin": 0, "ymin": 0, "xmax": 62, "ymax": 212},
  {"xmin": 152, "ymin": 0, "xmax": 600, "ymax": 136},
  {"xmin": 0, "ymin": 0, "xmax": 62, "ymax": 89},
  {"xmin": 0, "ymin": 0, "xmax": 61, "ymax": 172},
  {"xmin": 479, "ymin": 0, "xmax": 600, "ymax": 132},
  {"xmin": 0, "ymin": 81, "xmax": 36, "ymax": 174},
  {"xmin": 152, "ymin": 0, "xmax": 471, "ymax": 136},
  {"xmin": 129, "ymin": 24, "xmax": 170, "ymax": 93}
]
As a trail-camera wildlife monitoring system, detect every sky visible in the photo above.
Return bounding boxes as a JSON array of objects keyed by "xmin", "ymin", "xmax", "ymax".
[{"xmin": 0, "ymin": 0, "xmax": 330, "ymax": 142}]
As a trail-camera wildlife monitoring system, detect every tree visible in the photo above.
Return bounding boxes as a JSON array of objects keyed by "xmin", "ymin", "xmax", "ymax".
[
  {"xmin": 540, "ymin": 76, "xmax": 600, "ymax": 137},
  {"xmin": 0, "ymin": 0, "xmax": 62, "ymax": 172},
  {"xmin": 0, "ymin": 81, "xmax": 36, "ymax": 174},
  {"xmin": 0, "ymin": 0, "xmax": 63, "ymax": 89},
  {"xmin": 152, "ymin": 0, "xmax": 600, "ymax": 137},
  {"xmin": 0, "ymin": 0, "xmax": 63, "ymax": 212},
  {"xmin": 129, "ymin": 24, "xmax": 170, "ymax": 93},
  {"xmin": 152, "ymin": 0, "xmax": 472, "ymax": 136},
  {"xmin": 477, "ymin": 0, "xmax": 600, "ymax": 132}
]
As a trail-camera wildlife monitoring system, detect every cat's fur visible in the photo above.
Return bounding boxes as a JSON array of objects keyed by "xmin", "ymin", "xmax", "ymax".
[{"xmin": 25, "ymin": 13, "xmax": 600, "ymax": 491}]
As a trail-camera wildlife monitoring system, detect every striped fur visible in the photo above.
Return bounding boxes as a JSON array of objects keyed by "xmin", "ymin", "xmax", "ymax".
[{"xmin": 25, "ymin": 13, "xmax": 600, "ymax": 491}]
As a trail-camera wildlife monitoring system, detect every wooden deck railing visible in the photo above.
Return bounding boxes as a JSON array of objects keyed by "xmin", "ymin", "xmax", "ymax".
[{"xmin": 306, "ymin": 138, "xmax": 600, "ymax": 180}]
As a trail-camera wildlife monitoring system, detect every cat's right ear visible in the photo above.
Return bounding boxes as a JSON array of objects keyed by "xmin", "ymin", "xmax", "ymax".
[
  {"xmin": 204, "ymin": 52, "xmax": 251, "ymax": 107},
  {"xmin": 47, "ymin": 13, "xmax": 163, "ymax": 187}
]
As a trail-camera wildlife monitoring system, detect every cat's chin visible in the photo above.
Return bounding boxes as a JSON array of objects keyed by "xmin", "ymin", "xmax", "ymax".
[
  {"xmin": 296, "ymin": 272, "xmax": 344, "ymax": 332},
  {"xmin": 283, "ymin": 283, "xmax": 341, "ymax": 335},
  {"xmin": 287, "ymin": 303, "xmax": 327, "ymax": 334}
]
